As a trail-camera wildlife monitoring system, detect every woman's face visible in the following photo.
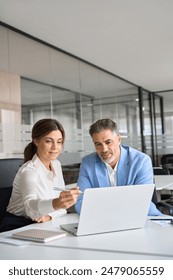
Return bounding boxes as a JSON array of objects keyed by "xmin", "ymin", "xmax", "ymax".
[{"xmin": 34, "ymin": 130, "xmax": 63, "ymax": 166}]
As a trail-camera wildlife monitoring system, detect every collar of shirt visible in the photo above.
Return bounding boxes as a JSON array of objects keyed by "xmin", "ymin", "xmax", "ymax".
[
  {"xmin": 31, "ymin": 154, "xmax": 57, "ymax": 179},
  {"xmin": 105, "ymin": 162, "xmax": 118, "ymax": 187}
]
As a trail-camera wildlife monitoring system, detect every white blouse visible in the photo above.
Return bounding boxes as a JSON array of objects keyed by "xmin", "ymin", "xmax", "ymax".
[{"xmin": 7, "ymin": 154, "xmax": 67, "ymax": 220}]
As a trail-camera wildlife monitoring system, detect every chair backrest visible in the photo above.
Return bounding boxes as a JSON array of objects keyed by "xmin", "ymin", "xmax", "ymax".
[
  {"xmin": 153, "ymin": 167, "xmax": 170, "ymax": 175},
  {"xmin": 161, "ymin": 154, "xmax": 173, "ymax": 165},
  {"xmin": 161, "ymin": 154, "xmax": 173, "ymax": 174},
  {"xmin": 0, "ymin": 158, "xmax": 23, "ymax": 224}
]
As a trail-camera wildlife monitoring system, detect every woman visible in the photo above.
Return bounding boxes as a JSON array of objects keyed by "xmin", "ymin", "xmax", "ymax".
[{"xmin": 0, "ymin": 118, "xmax": 80, "ymax": 232}]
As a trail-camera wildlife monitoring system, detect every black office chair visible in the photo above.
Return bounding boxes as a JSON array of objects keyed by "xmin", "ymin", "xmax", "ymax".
[
  {"xmin": 151, "ymin": 187, "xmax": 173, "ymax": 215},
  {"xmin": 154, "ymin": 155, "xmax": 173, "ymax": 215},
  {"xmin": 0, "ymin": 158, "xmax": 23, "ymax": 224},
  {"xmin": 153, "ymin": 170, "xmax": 173, "ymax": 215},
  {"xmin": 152, "ymin": 167, "xmax": 173, "ymax": 215},
  {"xmin": 151, "ymin": 187, "xmax": 164, "ymax": 212},
  {"xmin": 153, "ymin": 166, "xmax": 170, "ymax": 175},
  {"xmin": 161, "ymin": 154, "xmax": 173, "ymax": 175}
]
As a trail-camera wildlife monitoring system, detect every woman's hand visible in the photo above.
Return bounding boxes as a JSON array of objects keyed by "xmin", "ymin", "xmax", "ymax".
[
  {"xmin": 52, "ymin": 187, "xmax": 80, "ymax": 210},
  {"xmin": 34, "ymin": 215, "xmax": 52, "ymax": 223}
]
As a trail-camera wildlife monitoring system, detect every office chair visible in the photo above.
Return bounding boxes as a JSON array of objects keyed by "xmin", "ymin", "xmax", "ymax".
[
  {"xmin": 154, "ymin": 187, "xmax": 173, "ymax": 216},
  {"xmin": 153, "ymin": 166, "xmax": 170, "ymax": 175},
  {"xmin": 151, "ymin": 187, "xmax": 173, "ymax": 215},
  {"xmin": 157, "ymin": 197, "xmax": 173, "ymax": 216},
  {"xmin": 161, "ymin": 154, "xmax": 173, "ymax": 175},
  {"xmin": 0, "ymin": 158, "xmax": 23, "ymax": 224},
  {"xmin": 153, "ymin": 165, "xmax": 173, "ymax": 215}
]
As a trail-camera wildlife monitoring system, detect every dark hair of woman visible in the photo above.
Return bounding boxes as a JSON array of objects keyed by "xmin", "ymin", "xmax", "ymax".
[{"xmin": 24, "ymin": 119, "xmax": 65, "ymax": 163}]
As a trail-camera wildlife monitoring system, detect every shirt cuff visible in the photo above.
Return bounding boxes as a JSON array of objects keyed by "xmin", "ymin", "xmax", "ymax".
[
  {"xmin": 49, "ymin": 209, "xmax": 67, "ymax": 219},
  {"xmin": 38, "ymin": 199, "xmax": 55, "ymax": 215},
  {"xmin": 38, "ymin": 199, "xmax": 67, "ymax": 218}
]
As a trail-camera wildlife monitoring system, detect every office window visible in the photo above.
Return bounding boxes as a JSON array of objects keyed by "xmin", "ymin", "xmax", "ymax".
[{"xmin": 1, "ymin": 24, "xmax": 171, "ymax": 167}]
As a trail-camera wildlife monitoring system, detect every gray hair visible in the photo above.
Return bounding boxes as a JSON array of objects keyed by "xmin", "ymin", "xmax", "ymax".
[{"xmin": 89, "ymin": 119, "xmax": 119, "ymax": 136}]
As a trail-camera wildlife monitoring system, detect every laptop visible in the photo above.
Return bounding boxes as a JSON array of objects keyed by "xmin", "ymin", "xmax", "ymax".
[{"xmin": 60, "ymin": 184, "xmax": 155, "ymax": 236}]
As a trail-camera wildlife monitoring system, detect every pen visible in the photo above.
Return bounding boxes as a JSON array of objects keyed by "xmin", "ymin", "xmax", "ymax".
[{"xmin": 53, "ymin": 187, "xmax": 83, "ymax": 194}]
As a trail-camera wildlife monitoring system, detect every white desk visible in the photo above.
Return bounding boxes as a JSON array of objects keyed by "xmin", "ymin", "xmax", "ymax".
[
  {"xmin": 154, "ymin": 175, "xmax": 173, "ymax": 201},
  {"xmin": 0, "ymin": 213, "xmax": 173, "ymax": 260},
  {"xmin": 154, "ymin": 175, "xmax": 173, "ymax": 191}
]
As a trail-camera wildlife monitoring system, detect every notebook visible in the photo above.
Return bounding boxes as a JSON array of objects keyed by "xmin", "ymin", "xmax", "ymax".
[
  {"xmin": 60, "ymin": 184, "xmax": 155, "ymax": 236},
  {"xmin": 12, "ymin": 228, "xmax": 67, "ymax": 243}
]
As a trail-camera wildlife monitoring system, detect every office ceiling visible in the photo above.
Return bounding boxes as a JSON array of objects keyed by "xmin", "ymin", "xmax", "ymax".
[{"xmin": 0, "ymin": 0, "xmax": 173, "ymax": 93}]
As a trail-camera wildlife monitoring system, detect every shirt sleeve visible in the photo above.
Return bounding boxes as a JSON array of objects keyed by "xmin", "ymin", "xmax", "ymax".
[
  {"xmin": 132, "ymin": 155, "xmax": 163, "ymax": 216},
  {"xmin": 18, "ymin": 165, "xmax": 66, "ymax": 219},
  {"xmin": 38, "ymin": 199, "xmax": 67, "ymax": 218},
  {"xmin": 75, "ymin": 159, "xmax": 92, "ymax": 214}
]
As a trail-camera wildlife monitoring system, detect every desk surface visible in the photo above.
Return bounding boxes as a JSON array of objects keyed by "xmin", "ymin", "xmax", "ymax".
[
  {"xmin": 154, "ymin": 175, "xmax": 173, "ymax": 190},
  {"xmin": 0, "ymin": 213, "xmax": 173, "ymax": 260}
]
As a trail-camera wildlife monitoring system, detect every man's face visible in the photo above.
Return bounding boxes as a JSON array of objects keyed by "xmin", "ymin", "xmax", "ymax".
[{"xmin": 92, "ymin": 129, "xmax": 121, "ymax": 167}]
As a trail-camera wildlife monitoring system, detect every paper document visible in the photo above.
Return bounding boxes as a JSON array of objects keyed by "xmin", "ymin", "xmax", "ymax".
[{"xmin": 0, "ymin": 236, "xmax": 29, "ymax": 246}]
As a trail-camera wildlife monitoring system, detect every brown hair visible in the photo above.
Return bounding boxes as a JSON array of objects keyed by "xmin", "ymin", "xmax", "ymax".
[{"xmin": 24, "ymin": 118, "xmax": 65, "ymax": 163}]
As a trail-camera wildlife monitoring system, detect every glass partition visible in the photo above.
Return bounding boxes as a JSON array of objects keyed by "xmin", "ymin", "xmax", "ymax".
[
  {"xmin": 153, "ymin": 90, "xmax": 173, "ymax": 165},
  {"xmin": 0, "ymin": 24, "xmax": 168, "ymax": 168}
]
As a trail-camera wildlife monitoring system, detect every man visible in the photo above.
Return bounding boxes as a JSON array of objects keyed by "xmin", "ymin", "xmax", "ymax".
[{"xmin": 75, "ymin": 118, "xmax": 161, "ymax": 216}]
